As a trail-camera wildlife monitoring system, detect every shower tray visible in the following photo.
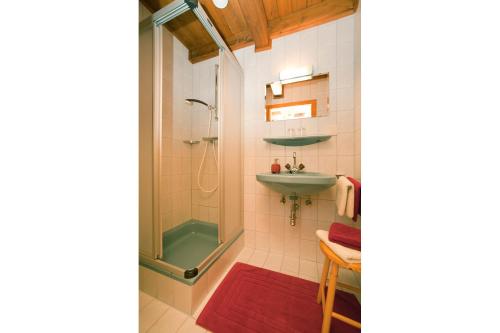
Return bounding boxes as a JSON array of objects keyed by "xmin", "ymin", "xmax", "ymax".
[{"xmin": 161, "ymin": 219, "xmax": 219, "ymax": 270}]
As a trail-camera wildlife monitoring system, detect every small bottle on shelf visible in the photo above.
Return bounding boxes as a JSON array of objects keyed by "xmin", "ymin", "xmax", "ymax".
[{"xmin": 271, "ymin": 158, "xmax": 281, "ymax": 174}]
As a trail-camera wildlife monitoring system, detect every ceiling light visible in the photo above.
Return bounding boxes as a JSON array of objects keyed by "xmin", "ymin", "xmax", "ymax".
[
  {"xmin": 213, "ymin": 0, "xmax": 228, "ymax": 9},
  {"xmin": 279, "ymin": 66, "xmax": 313, "ymax": 84}
]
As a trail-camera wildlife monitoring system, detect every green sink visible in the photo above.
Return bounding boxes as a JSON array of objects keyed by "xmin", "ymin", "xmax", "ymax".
[{"xmin": 256, "ymin": 172, "xmax": 336, "ymax": 196}]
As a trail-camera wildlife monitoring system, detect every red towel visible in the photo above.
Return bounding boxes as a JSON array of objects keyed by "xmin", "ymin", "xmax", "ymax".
[
  {"xmin": 328, "ymin": 223, "xmax": 361, "ymax": 251},
  {"xmin": 347, "ymin": 176, "xmax": 361, "ymax": 222}
]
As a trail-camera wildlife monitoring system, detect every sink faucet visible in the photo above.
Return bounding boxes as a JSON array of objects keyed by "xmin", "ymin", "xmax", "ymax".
[{"xmin": 285, "ymin": 152, "xmax": 305, "ymax": 174}]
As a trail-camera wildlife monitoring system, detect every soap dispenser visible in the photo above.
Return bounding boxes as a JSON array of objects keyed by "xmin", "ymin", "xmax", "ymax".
[{"xmin": 271, "ymin": 158, "xmax": 281, "ymax": 174}]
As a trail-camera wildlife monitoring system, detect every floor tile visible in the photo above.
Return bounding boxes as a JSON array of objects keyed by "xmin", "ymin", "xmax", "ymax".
[
  {"xmin": 147, "ymin": 307, "xmax": 187, "ymax": 333},
  {"xmin": 281, "ymin": 256, "xmax": 299, "ymax": 274},
  {"xmin": 139, "ymin": 299, "xmax": 169, "ymax": 333},
  {"xmin": 177, "ymin": 317, "xmax": 207, "ymax": 333},
  {"xmin": 139, "ymin": 291, "xmax": 154, "ymax": 311},
  {"xmin": 234, "ymin": 247, "xmax": 254, "ymax": 263},
  {"xmin": 263, "ymin": 253, "xmax": 283, "ymax": 272},
  {"xmin": 247, "ymin": 249, "xmax": 268, "ymax": 267}
]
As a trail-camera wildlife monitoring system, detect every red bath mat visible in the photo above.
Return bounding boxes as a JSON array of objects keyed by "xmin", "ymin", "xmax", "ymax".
[{"xmin": 196, "ymin": 262, "xmax": 360, "ymax": 333}]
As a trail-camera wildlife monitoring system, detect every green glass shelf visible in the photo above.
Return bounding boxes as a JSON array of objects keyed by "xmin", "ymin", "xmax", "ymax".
[{"xmin": 263, "ymin": 134, "xmax": 333, "ymax": 146}]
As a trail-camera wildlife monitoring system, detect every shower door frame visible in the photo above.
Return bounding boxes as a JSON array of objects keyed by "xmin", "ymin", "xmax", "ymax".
[{"xmin": 140, "ymin": 0, "xmax": 242, "ymax": 281}]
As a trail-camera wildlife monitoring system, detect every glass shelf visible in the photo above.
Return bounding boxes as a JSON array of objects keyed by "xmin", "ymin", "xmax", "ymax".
[{"xmin": 262, "ymin": 134, "xmax": 333, "ymax": 146}]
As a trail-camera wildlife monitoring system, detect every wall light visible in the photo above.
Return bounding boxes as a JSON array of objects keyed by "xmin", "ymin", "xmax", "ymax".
[
  {"xmin": 270, "ymin": 81, "xmax": 283, "ymax": 96},
  {"xmin": 279, "ymin": 66, "xmax": 313, "ymax": 84}
]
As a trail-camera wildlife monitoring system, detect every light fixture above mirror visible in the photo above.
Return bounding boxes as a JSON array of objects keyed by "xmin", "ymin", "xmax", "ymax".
[{"xmin": 279, "ymin": 65, "xmax": 313, "ymax": 84}]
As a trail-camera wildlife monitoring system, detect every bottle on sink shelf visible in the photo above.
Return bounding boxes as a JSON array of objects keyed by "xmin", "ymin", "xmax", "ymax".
[{"xmin": 271, "ymin": 158, "xmax": 281, "ymax": 174}]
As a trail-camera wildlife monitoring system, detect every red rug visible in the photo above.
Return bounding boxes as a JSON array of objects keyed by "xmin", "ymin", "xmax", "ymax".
[{"xmin": 196, "ymin": 262, "xmax": 361, "ymax": 333}]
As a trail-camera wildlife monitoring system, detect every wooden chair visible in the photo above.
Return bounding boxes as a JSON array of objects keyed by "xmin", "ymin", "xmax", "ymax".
[{"xmin": 317, "ymin": 240, "xmax": 361, "ymax": 333}]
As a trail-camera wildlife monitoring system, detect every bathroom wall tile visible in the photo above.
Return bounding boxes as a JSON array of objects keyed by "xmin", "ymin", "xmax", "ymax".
[
  {"xmin": 300, "ymin": 199, "xmax": 318, "ymax": 220},
  {"xmin": 191, "ymin": 273, "xmax": 209, "ymax": 313},
  {"xmin": 255, "ymin": 194, "xmax": 270, "ymax": 214},
  {"xmin": 337, "ymin": 87, "xmax": 354, "ymax": 110},
  {"xmin": 299, "ymin": 259, "xmax": 319, "ymax": 282},
  {"xmin": 300, "ymin": 218, "xmax": 318, "ymax": 241},
  {"xmin": 318, "ymin": 155, "xmax": 337, "ymax": 175},
  {"xmin": 269, "ymin": 215, "xmax": 285, "ymax": 253},
  {"xmin": 236, "ymin": 17, "xmax": 356, "ymax": 267},
  {"xmin": 337, "ymin": 109, "xmax": 354, "ymax": 134},
  {"xmin": 337, "ymin": 155, "xmax": 354, "ymax": 176},
  {"xmin": 173, "ymin": 280, "xmax": 191, "ymax": 314},
  {"xmin": 284, "ymin": 235, "xmax": 300, "ymax": 257},
  {"xmin": 244, "ymin": 230, "xmax": 255, "ymax": 248},
  {"xmin": 255, "ymin": 213, "xmax": 270, "ymax": 232},
  {"xmin": 255, "ymin": 157, "xmax": 270, "ymax": 174},
  {"xmin": 243, "ymin": 194, "xmax": 255, "ymax": 212},
  {"xmin": 208, "ymin": 207, "xmax": 218, "ymax": 224},
  {"xmin": 156, "ymin": 274, "xmax": 174, "ymax": 306},
  {"xmin": 255, "ymin": 179, "xmax": 270, "ymax": 195},
  {"xmin": 139, "ymin": 266, "xmax": 159, "ymax": 298},
  {"xmin": 317, "ymin": 199, "xmax": 336, "ymax": 222},
  {"xmin": 337, "ymin": 132, "xmax": 354, "ymax": 155},
  {"xmin": 337, "ymin": 16, "xmax": 354, "ymax": 43},
  {"xmin": 244, "ymin": 175, "xmax": 255, "ymax": 194},
  {"xmin": 269, "ymin": 195, "xmax": 285, "ymax": 216},
  {"xmin": 300, "ymin": 239, "xmax": 317, "ymax": 261},
  {"xmin": 244, "ymin": 157, "xmax": 255, "ymax": 176}
]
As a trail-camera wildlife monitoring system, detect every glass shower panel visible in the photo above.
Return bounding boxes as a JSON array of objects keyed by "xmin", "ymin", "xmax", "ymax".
[
  {"xmin": 158, "ymin": 11, "xmax": 221, "ymax": 271},
  {"xmin": 139, "ymin": 19, "xmax": 155, "ymax": 258},
  {"xmin": 218, "ymin": 50, "xmax": 243, "ymax": 242}
]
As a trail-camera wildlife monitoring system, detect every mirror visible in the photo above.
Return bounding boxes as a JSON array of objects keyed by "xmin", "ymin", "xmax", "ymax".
[{"xmin": 265, "ymin": 73, "xmax": 329, "ymax": 122}]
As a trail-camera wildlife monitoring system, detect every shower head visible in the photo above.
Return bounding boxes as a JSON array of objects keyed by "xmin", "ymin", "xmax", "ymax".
[
  {"xmin": 185, "ymin": 98, "xmax": 209, "ymax": 107},
  {"xmin": 185, "ymin": 98, "xmax": 218, "ymax": 120}
]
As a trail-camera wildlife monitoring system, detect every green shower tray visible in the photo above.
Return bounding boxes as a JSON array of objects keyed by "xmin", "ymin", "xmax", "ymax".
[{"xmin": 262, "ymin": 135, "xmax": 333, "ymax": 146}]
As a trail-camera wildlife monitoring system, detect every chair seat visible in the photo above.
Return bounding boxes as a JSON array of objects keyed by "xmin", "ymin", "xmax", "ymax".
[{"xmin": 316, "ymin": 230, "xmax": 361, "ymax": 263}]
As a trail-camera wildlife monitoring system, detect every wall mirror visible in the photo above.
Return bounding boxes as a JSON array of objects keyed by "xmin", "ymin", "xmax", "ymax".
[{"xmin": 265, "ymin": 73, "xmax": 329, "ymax": 122}]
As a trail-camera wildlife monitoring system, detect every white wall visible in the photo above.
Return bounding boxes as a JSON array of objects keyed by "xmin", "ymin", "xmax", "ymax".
[{"xmin": 233, "ymin": 15, "xmax": 360, "ymax": 285}]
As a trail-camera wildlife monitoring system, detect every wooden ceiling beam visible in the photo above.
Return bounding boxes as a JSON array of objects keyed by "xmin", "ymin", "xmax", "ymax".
[
  {"xmin": 189, "ymin": 30, "xmax": 254, "ymax": 63},
  {"xmin": 269, "ymin": 0, "xmax": 355, "ymax": 39},
  {"xmin": 237, "ymin": 0, "xmax": 272, "ymax": 52}
]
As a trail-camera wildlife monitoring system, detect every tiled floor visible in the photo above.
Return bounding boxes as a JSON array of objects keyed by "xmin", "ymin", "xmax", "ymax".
[{"xmin": 139, "ymin": 247, "xmax": 360, "ymax": 332}]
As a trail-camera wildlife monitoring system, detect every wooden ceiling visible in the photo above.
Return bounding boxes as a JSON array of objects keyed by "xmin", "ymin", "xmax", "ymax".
[{"xmin": 140, "ymin": 0, "xmax": 358, "ymax": 63}]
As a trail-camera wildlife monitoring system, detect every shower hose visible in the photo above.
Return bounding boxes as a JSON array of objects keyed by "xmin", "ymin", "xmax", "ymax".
[{"xmin": 197, "ymin": 107, "xmax": 218, "ymax": 193}]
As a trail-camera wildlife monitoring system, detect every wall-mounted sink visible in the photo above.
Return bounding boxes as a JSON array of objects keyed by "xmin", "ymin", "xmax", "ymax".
[{"xmin": 256, "ymin": 172, "xmax": 336, "ymax": 196}]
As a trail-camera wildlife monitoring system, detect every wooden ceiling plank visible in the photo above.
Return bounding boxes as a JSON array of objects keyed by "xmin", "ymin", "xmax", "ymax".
[
  {"xmin": 262, "ymin": 0, "xmax": 280, "ymax": 21},
  {"xmin": 269, "ymin": 0, "xmax": 354, "ymax": 39},
  {"xmin": 224, "ymin": 0, "xmax": 250, "ymax": 34},
  {"xmin": 199, "ymin": 0, "xmax": 234, "ymax": 40},
  {"xmin": 306, "ymin": 0, "xmax": 323, "ymax": 6},
  {"xmin": 238, "ymin": 0, "xmax": 271, "ymax": 51},
  {"xmin": 291, "ymin": 0, "xmax": 308, "ymax": 12},
  {"xmin": 276, "ymin": 0, "xmax": 292, "ymax": 17}
]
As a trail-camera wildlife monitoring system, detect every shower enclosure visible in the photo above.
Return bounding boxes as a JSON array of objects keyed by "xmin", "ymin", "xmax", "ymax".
[{"xmin": 139, "ymin": 0, "xmax": 243, "ymax": 285}]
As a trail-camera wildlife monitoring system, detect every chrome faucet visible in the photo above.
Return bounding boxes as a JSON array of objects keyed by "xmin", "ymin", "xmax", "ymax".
[{"xmin": 285, "ymin": 152, "xmax": 305, "ymax": 174}]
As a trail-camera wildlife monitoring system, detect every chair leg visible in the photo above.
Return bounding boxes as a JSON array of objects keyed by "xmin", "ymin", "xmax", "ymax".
[
  {"xmin": 321, "ymin": 262, "xmax": 339, "ymax": 333},
  {"xmin": 317, "ymin": 256, "xmax": 330, "ymax": 304}
]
